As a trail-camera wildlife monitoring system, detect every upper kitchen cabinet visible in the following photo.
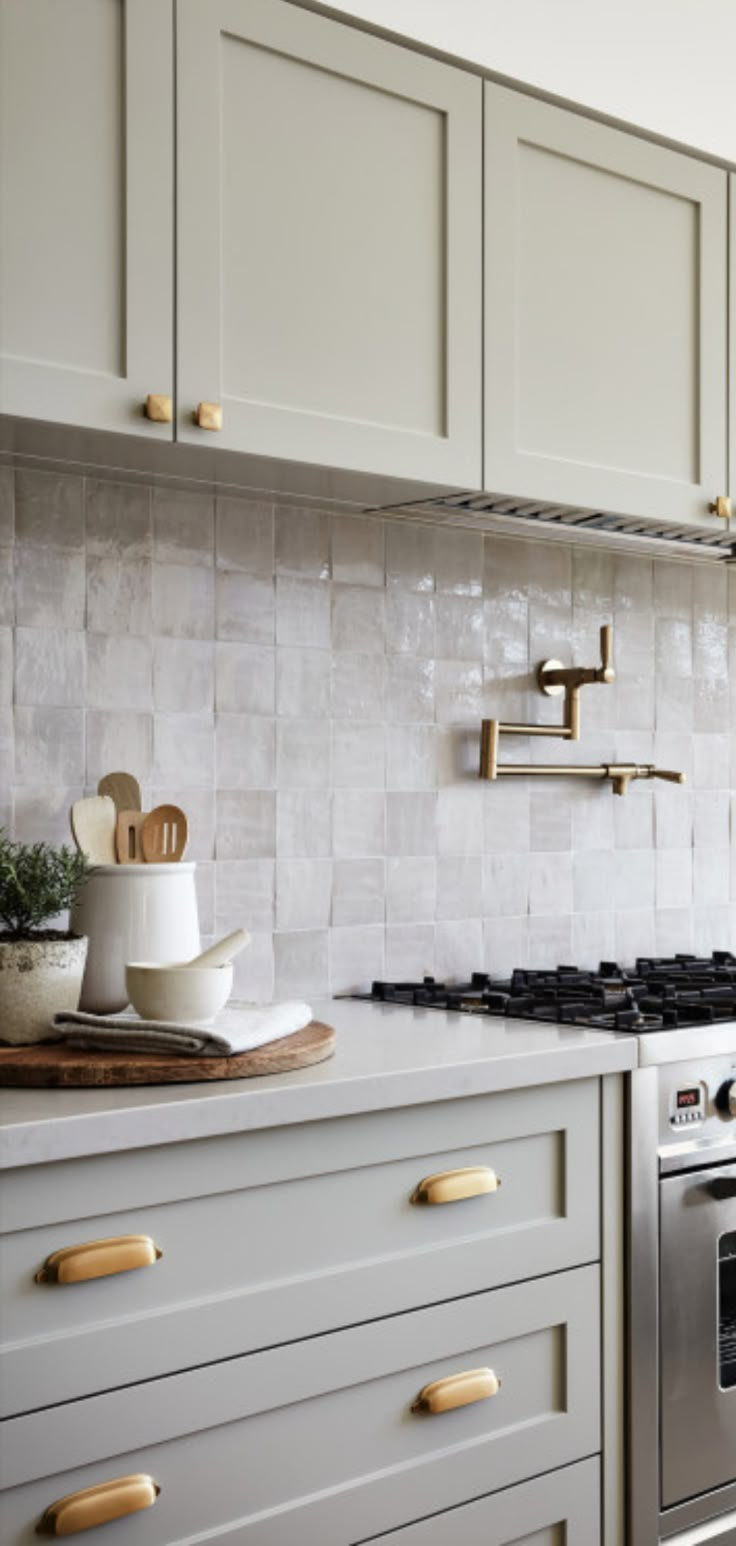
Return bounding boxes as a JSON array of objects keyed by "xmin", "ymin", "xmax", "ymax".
[
  {"xmin": 730, "ymin": 176, "xmax": 736, "ymax": 505},
  {"xmin": 484, "ymin": 84, "xmax": 729, "ymax": 528},
  {"xmin": 176, "ymin": 0, "xmax": 482, "ymax": 486},
  {"xmin": 0, "ymin": 0, "xmax": 173, "ymax": 437}
]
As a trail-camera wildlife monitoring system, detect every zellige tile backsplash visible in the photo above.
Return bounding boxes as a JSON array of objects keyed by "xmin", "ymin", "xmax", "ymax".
[{"xmin": 1, "ymin": 462, "xmax": 734, "ymax": 1001}]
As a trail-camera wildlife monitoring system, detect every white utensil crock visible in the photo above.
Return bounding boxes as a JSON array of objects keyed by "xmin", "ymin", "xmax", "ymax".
[{"xmin": 71, "ymin": 863, "xmax": 200, "ymax": 1014}]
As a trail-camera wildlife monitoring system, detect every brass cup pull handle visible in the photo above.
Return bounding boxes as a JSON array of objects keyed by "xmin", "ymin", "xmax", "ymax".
[
  {"xmin": 412, "ymin": 1367, "xmax": 501, "ymax": 1415},
  {"xmin": 144, "ymin": 393, "xmax": 172, "ymax": 424},
  {"xmin": 410, "ymin": 1165, "xmax": 500, "ymax": 1206},
  {"xmin": 195, "ymin": 401, "xmax": 223, "ymax": 431},
  {"xmin": 35, "ymin": 1234, "xmax": 162, "ymax": 1285},
  {"xmin": 37, "ymin": 1474, "xmax": 159, "ymax": 1536}
]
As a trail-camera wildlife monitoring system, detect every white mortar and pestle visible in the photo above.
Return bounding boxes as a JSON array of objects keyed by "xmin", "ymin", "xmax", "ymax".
[
  {"xmin": 126, "ymin": 930, "xmax": 250, "ymax": 1023},
  {"xmin": 71, "ymin": 863, "xmax": 202, "ymax": 1014}
]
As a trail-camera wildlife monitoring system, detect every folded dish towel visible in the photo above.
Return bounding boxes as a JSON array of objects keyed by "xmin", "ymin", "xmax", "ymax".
[{"xmin": 52, "ymin": 1000, "xmax": 314, "ymax": 1058}]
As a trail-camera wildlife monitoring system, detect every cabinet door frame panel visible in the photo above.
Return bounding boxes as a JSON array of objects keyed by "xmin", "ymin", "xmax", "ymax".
[
  {"xmin": 484, "ymin": 82, "xmax": 728, "ymax": 527},
  {"xmin": 176, "ymin": 0, "xmax": 482, "ymax": 484},
  {"xmin": 0, "ymin": 0, "xmax": 174, "ymax": 437}
]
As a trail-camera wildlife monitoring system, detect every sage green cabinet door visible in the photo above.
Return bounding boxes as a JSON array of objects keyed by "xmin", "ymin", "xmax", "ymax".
[
  {"xmin": 484, "ymin": 84, "xmax": 728, "ymax": 528},
  {"xmin": 176, "ymin": 0, "xmax": 482, "ymax": 485},
  {"xmin": 0, "ymin": 0, "xmax": 173, "ymax": 437}
]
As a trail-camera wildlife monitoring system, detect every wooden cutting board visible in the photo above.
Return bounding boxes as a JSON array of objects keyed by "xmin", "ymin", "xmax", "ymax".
[{"xmin": 0, "ymin": 1021, "xmax": 335, "ymax": 1088}]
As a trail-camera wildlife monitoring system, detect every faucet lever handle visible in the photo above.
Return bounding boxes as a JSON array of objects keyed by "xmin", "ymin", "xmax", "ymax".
[
  {"xmin": 649, "ymin": 767, "xmax": 686, "ymax": 785},
  {"xmin": 599, "ymin": 624, "xmax": 614, "ymax": 682}
]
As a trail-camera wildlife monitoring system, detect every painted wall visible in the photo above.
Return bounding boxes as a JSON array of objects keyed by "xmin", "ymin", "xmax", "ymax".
[
  {"xmin": 326, "ymin": 0, "xmax": 736, "ymax": 163},
  {"xmin": 1, "ymin": 464, "xmax": 732, "ymax": 1001}
]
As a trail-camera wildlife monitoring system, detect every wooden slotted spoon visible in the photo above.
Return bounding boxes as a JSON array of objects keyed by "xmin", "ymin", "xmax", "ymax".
[{"xmin": 140, "ymin": 805, "xmax": 188, "ymax": 863}]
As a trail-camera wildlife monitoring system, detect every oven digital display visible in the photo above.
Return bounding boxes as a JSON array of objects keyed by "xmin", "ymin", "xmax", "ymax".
[{"xmin": 676, "ymin": 1088, "xmax": 701, "ymax": 1109}]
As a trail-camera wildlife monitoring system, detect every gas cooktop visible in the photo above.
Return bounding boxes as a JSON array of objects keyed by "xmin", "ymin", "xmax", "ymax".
[{"xmin": 353, "ymin": 953, "xmax": 736, "ymax": 1034}]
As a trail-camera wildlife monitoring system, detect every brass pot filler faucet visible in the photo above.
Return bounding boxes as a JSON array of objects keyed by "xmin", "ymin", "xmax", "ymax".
[{"xmin": 479, "ymin": 624, "xmax": 685, "ymax": 797}]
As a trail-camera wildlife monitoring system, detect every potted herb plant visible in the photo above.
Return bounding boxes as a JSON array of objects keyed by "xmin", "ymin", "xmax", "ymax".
[{"xmin": 0, "ymin": 832, "xmax": 89, "ymax": 1045}]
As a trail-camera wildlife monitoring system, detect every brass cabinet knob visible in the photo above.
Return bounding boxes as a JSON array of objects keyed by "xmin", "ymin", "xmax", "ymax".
[
  {"xmin": 35, "ymin": 1234, "xmax": 162, "ymax": 1285},
  {"xmin": 412, "ymin": 1367, "xmax": 501, "ymax": 1414},
  {"xmin": 37, "ymin": 1475, "xmax": 159, "ymax": 1536},
  {"xmin": 708, "ymin": 496, "xmax": 732, "ymax": 520},
  {"xmin": 195, "ymin": 401, "xmax": 223, "ymax": 431},
  {"xmin": 410, "ymin": 1165, "xmax": 500, "ymax": 1206},
  {"xmin": 144, "ymin": 393, "xmax": 172, "ymax": 424}
]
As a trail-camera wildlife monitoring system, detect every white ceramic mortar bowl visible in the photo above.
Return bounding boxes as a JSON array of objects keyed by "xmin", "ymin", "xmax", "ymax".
[{"xmin": 125, "ymin": 961, "xmax": 233, "ymax": 1025}]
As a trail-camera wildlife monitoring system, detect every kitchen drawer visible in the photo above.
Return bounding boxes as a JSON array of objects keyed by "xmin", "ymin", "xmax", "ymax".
[
  {"xmin": 0, "ymin": 1265, "xmax": 600, "ymax": 1546},
  {"xmin": 360, "ymin": 1456, "xmax": 600, "ymax": 1544},
  {"xmin": 0, "ymin": 1080, "xmax": 599, "ymax": 1415}
]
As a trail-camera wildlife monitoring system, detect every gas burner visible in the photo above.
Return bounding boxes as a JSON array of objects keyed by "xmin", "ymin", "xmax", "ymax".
[{"xmin": 355, "ymin": 954, "xmax": 736, "ymax": 1033}]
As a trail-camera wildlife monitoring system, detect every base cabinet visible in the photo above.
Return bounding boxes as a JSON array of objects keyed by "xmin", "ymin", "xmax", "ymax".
[{"xmin": 365, "ymin": 1457, "xmax": 600, "ymax": 1545}]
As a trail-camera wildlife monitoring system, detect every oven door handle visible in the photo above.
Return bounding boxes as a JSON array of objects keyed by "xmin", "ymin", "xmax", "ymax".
[{"xmin": 709, "ymin": 1176, "xmax": 736, "ymax": 1200}]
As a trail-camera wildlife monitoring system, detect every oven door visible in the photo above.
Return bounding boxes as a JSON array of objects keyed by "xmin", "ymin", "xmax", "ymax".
[{"xmin": 660, "ymin": 1161, "xmax": 736, "ymax": 1509}]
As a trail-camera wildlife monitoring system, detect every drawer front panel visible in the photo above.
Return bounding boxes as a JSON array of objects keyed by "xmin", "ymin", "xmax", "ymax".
[
  {"xmin": 0, "ymin": 1267, "xmax": 600, "ymax": 1545},
  {"xmin": 363, "ymin": 1456, "xmax": 600, "ymax": 1545},
  {"xmin": 1, "ymin": 1081, "xmax": 599, "ymax": 1415}
]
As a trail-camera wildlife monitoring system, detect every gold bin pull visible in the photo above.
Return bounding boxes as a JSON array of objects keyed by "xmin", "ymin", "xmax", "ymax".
[
  {"xmin": 410, "ymin": 1165, "xmax": 500, "ymax": 1206},
  {"xmin": 35, "ymin": 1235, "xmax": 162, "ymax": 1286},
  {"xmin": 37, "ymin": 1475, "xmax": 159, "ymax": 1536},
  {"xmin": 412, "ymin": 1367, "xmax": 501, "ymax": 1415}
]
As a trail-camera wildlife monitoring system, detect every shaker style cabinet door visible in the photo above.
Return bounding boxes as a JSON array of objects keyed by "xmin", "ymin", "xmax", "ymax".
[
  {"xmin": 176, "ymin": 0, "xmax": 482, "ymax": 485},
  {"xmin": 484, "ymin": 84, "xmax": 728, "ymax": 528},
  {"xmin": 0, "ymin": 0, "xmax": 173, "ymax": 437},
  {"xmin": 730, "ymin": 176, "xmax": 736, "ymax": 506}
]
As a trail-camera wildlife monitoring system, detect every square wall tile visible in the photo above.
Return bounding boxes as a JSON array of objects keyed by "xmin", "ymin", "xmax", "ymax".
[
  {"xmin": 385, "ymin": 592, "xmax": 434, "ymax": 656},
  {"xmin": 385, "ymin": 522, "xmax": 434, "ymax": 592},
  {"xmin": 15, "ymin": 470, "xmax": 84, "ymax": 549},
  {"xmin": 436, "ymin": 856, "xmax": 482, "ymax": 920},
  {"xmin": 216, "ymin": 498, "xmax": 274, "ymax": 574},
  {"xmin": 216, "ymin": 572, "xmax": 274, "ymax": 645},
  {"xmin": 386, "ymin": 791, "xmax": 436, "ymax": 856},
  {"xmin": 529, "ymin": 851, "xmax": 573, "ymax": 916},
  {"xmin": 15, "ymin": 628, "xmax": 86, "ymax": 708},
  {"xmin": 0, "ymin": 549, "xmax": 12, "ymax": 626},
  {"xmin": 386, "ymin": 856, "xmax": 435, "ymax": 923},
  {"xmin": 153, "ymin": 638, "xmax": 213, "ymax": 714},
  {"xmin": 216, "ymin": 714, "xmax": 274, "ymax": 790},
  {"xmin": 276, "ymin": 719, "xmax": 330, "ymax": 789},
  {"xmin": 85, "ymin": 480, "xmax": 151, "ymax": 557},
  {"xmin": 434, "ymin": 595, "xmax": 484, "ymax": 661},
  {"xmin": 332, "ymin": 723, "xmax": 385, "ymax": 789},
  {"xmin": 153, "ymin": 488, "xmax": 214, "ymax": 566},
  {"xmin": 15, "ymin": 548, "xmax": 85, "ymax": 629},
  {"xmin": 332, "ymin": 790, "xmax": 385, "ymax": 857},
  {"xmin": 152, "ymin": 713, "xmax": 214, "ymax": 790},
  {"xmin": 436, "ymin": 785, "xmax": 483, "ymax": 855},
  {"xmin": 15, "ymin": 706, "xmax": 84, "ymax": 784},
  {"xmin": 274, "ymin": 930, "xmax": 329, "ymax": 998},
  {"xmin": 86, "ymin": 558, "xmax": 152, "ymax": 636},
  {"xmin": 332, "ymin": 586, "xmax": 385, "ymax": 654},
  {"xmin": 385, "ymin": 923, "xmax": 436, "ymax": 978},
  {"xmin": 86, "ymin": 634, "xmax": 151, "ymax": 711},
  {"xmin": 434, "ymin": 527, "xmax": 483, "ymax": 596},
  {"xmin": 386, "ymin": 726, "xmax": 436, "ymax": 792},
  {"xmin": 276, "ymin": 577, "xmax": 331, "ymax": 649},
  {"xmin": 276, "ymin": 859, "xmax": 332, "ymax": 930},
  {"xmin": 331, "ymin": 654, "xmax": 384, "ymax": 720},
  {"xmin": 332, "ymin": 858, "xmax": 384, "ymax": 925},
  {"xmin": 12, "ymin": 784, "xmax": 85, "ymax": 846},
  {"xmin": 87, "ymin": 710, "xmax": 153, "ymax": 785},
  {"xmin": 216, "ymin": 790, "xmax": 275, "ymax": 859},
  {"xmin": 216, "ymin": 643, "xmax": 274, "ymax": 715},
  {"xmin": 232, "ymin": 932, "xmax": 275, "ymax": 1004},
  {"xmin": 328, "ymin": 925, "xmax": 384, "ymax": 994},
  {"xmin": 483, "ymin": 852, "xmax": 529, "ymax": 918},
  {"xmin": 0, "ymin": 629, "xmax": 11, "ymax": 702},
  {"xmin": 276, "ymin": 649, "xmax": 330, "ymax": 719},
  {"xmin": 386, "ymin": 657, "xmax": 434, "ymax": 723},
  {"xmin": 152, "ymin": 563, "xmax": 215, "ymax": 639},
  {"xmin": 0, "ymin": 467, "xmax": 14, "ymax": 546},
  {"xmin": 331, "ymin": 516, "xmax": 384, "ymax": 587},
  {"xmin": 435, "ymin": 919, "xmax": 483, "ymax": 979},
  {"xmin": 277, "ymin": 790, "xmax": 332, "ymax": 858},
  {"xmin": 275, "ymin": 506, "xmax": 330, "ymax": 579},
  {"xmin": 216, "ymin": 859, "xmax": 274, "ymax": 932}
]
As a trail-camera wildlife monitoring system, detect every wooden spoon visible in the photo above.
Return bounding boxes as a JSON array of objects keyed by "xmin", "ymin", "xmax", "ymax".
[
  {"xmin": 141, "ymin": 804, "xmax": 188, "ymax": 863},
  {"xmin": 70, "ymin": 796, "xmax": 117, "ymax": 864},
  {"xmin": 98, "ymin": 772, "xmax": 142, "ymax": 814},
  {"xmin": 116, "ymin": 810, "xmax": 146, "ymax": 864}
]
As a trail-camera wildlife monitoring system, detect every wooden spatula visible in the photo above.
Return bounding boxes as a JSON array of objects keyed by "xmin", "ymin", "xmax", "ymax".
[
  {"xmin": 116, "ymin": 810, "xmax": 146, "ymax": 864},
  {"xmin": 98, "ymin": 772, "xmax": 142, "ymax": 814},
  {"xmin": 70, "ymin": 796, "xmax": 117, "ymax": 864},
  {"xmin": 141, "ymin": 804, "xmax": 188, "ymax": 863}
]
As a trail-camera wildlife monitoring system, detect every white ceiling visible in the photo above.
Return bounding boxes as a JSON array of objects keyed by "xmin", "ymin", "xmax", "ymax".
[{"xmin": 327, "ymin": 0, "xmax": 736, "ymax": 163}]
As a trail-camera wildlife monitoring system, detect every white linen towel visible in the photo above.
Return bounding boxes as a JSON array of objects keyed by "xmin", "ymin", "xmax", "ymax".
[{"xmin": 52, "ymin": 1000, "xmax": 313, "ymax": 1058}]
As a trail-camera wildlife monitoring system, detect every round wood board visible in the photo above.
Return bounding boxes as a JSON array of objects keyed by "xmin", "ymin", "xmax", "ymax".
[{"xmin": 0, "ymin": 1021, "xmax": 335, "ymax": 1088}]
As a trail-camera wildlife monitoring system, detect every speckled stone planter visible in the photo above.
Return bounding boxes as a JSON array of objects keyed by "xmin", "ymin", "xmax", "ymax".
[{"xmin": 0, "ymin": 935, "xmax": 88, "ymax": 1045}]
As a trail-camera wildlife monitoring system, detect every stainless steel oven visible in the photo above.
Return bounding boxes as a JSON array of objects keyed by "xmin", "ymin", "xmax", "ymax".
[{"xmin": 629, "ymin": 1046, "xmax": 736, "ymax": 1545}]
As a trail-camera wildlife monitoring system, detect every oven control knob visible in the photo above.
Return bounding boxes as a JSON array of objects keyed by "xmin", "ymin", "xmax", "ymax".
[{"xmin": 715, "ymin": 1080, "xmax": 736, "ymax": 1117}]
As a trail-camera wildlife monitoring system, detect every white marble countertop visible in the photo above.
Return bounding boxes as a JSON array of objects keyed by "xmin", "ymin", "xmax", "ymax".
[{"xmin": 0, "ymin": 999, "xmax": 638, "ymax": 1168}]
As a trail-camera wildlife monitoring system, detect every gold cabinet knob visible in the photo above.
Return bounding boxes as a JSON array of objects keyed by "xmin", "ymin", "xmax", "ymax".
[
  {"xmin": 708, "ymin": 496, "xmax": 732, "ymax": 520},
  {"xmin": 144, "ymin": 393, "xmax": 172, "ymax": 424},
  {"xmin": 410, "ymin": 1165, "xmax": 500, "ymax": 1206},
  {"xmin": 195, "ymin": 401, "xmax": 223, "ymax": 431},
  {"xmin": 412, "ymin": 1367, "xmax": 501, "ymax": 1415},
  {"xmin": 37, "ymin": 1475, "xmax": 159, "ymax": 1536},
  {"xmin": 35, "ymin": 1234, "xmax": 162, "ymax": 1285}
]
